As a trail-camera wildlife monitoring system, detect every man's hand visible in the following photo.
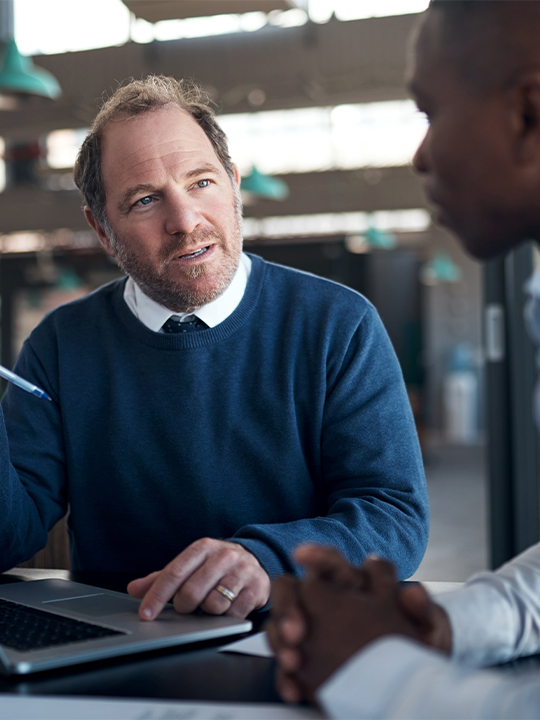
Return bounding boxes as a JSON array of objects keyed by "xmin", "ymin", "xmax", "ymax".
[
  {"xmin": 266, "ymin": 545, "xmax": 452, "ymax": 704},
  {"xmin": 267, "ymin": 544, "xmax": 368, "ymax": 703},
  {"xmin": 127, "ymin": 538, "xmax": 270, "ymax": 620},
  {"xmin": 398, "ymin": 580, "xmax": 453, "ymax": 655}
]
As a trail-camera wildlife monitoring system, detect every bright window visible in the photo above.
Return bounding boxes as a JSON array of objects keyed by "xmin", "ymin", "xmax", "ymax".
[
  {"xmin": 220, "ymin": 100, "xmax": 428, "ymax": 175},
  {"xmin": 15, "ymin": 0, "xmax": 429, "ymax": 55}
]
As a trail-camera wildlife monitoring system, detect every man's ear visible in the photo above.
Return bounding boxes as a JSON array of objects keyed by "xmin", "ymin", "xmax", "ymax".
[
  {"xmin": 84, "ymin": 207, "xmax": 115, "ymax": 257},
  {"xmin": 232, "ymin": 164, "xmax": 241, "ymax": 190},
  {"xmin": 512, "ymin": 72, "xmax": 540, "ymax": 166}
]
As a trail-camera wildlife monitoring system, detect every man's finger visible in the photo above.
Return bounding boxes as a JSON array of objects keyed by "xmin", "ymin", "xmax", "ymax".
[
  {"xmin": 398, "ymin": 583, "xmax": 432, "ymax": 625},
  {"xmin": 270, "ymin": 576, "xmax": 307, "ymax": 645},
  {"xmin": 225, "ymin": 576, "xmax": 270, "ymax": 618},
  {"xmin": 126, "ymin": 571, "xmax": 161, "ymax": 599},
  {"xmin": 293, "ymin": 544, "xmax": 366, "ymax": 590},
  {"xmin": 266, "ymin": 578, "xmax": 304, "ymax": 658},
  {"xmin": 199, "ymin": 578, "xmax": 244, "ymax": 615},
  {"xmin": 275, "ymin": 667, "xmax": 304, "ymax": 704},
  {"xmin": 297, "ymin": 575, "xmax": 339, "ymax": 616},
  {"xmin": 399, "ymin": 584, "xmax": 453, "ymax": 654},
  {"xmin": 139, "ymin": 540, "xmax": 271, "ymax": 620},
  {"xmin": 137, "ymin": 542, "xmax": 211, "ymax": 619},
  {"xmin": 277, "ymin": 646, "xmax": 303, "ymax": 673},
  {"xmin": 175, "ymin": 545, "xmax": 269, "ymax": 615},
  {"xmin": 199, "ymin": 568, "xmax": 268, "ymax": 617},
  {"xmin": 176, "ymin": 564, "xmax": 241, "ymax": 615},
  {"xmin": 361, "ymin": 556, "xmax": 397, "ymax": 595},
  {"xmin": 271, "ymin": 575, "xmax": 300, "ymax": 614}
]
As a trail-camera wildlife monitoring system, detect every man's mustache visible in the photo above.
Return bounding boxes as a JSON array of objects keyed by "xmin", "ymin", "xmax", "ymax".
[{"xmin": 160, "ymin": 229, "xmax": 222, "ymax": 263}]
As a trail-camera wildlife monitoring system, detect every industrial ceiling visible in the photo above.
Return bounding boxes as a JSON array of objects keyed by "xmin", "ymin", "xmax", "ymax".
[
  {"xmin": 121, "ymin": 1, "xmax": 300, "ymax": 22},
  {"xmin": 0, "ymin": 12, "xmax": 428, "ymax": 233},
  {"xmin": 0, "ymin": 14, "xmax": 416, "ymax": 139}
]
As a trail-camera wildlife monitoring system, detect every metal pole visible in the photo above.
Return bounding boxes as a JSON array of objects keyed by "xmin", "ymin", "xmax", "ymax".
[
  {"xmin": 483, "ymin": 256, "xmax": 514, "ymax": 567},
  {"xmin": 484, "ymin": 242, "xmax": 540, "ymax": 568},
  {"xmin": 505, "ymin": 243, "xmax": 540, "ymax": 554},
  {"xmin": 0, "ymin": 0, "xmax": 14, "ymax": 43}
]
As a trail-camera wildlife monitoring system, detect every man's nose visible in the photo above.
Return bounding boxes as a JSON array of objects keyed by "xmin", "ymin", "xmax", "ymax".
[{"xmin": 164, "ymin": 193, "xmax": 201, "ymax": 236}]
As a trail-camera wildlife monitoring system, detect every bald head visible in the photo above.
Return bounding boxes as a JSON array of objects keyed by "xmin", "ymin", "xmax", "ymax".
[
  {"xmin": 408, "ymin": 0, "xmax": 540, "ymax": 258},
  {"xmin": 426, "ymin": 0, "xmax": 540, "ymax": 95}
]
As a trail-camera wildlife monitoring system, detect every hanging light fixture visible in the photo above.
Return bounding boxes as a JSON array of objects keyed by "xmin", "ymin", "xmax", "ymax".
[
  {"xmin": 345, "ymin": 220, "xmax": 397, "ymax": 254},
  {"xmin": 241, "ymin": 166, "xmax": 289, "ymax": 201},
  {"xmin": 420, "ymin": 252, "xmax": 462, "ymax": 285},
  {"xmin": 0, "ymin": 39, "xmax": 61, "ymax": 100},
  {"xmin": 364, "ymin": 224, "xmax": 397, "ymax": 250}
]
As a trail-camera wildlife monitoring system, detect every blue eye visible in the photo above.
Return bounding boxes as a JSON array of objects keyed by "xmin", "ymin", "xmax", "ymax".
[
  {"xmin": 196, "ymin": 180, "xmax": 210, "ymax": 188},
  {"xmin": 138, "ymin": 196, "xmax": 153, "ymax": 206}
]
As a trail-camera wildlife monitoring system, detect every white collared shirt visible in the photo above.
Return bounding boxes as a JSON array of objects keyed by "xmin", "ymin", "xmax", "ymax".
[
  {"xmin": 317, "ymin": 267, "xmax": 540, "ymax": 719},
  {"xmin": 123, "ymin": 253, "xmax": 251, "ymax": 331}
]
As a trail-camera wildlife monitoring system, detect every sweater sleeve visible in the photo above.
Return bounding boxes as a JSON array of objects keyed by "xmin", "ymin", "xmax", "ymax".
[
  {"xmin": 0, "ymin": 338, "xmax": 67, "ymax": 571},
  {"xmin": 230, "ymin": 305, "xmax": 429, "ymax": 579},
  {"xmin": 317, "ymin": 637, "xmax": 540, "ymax": 720}
]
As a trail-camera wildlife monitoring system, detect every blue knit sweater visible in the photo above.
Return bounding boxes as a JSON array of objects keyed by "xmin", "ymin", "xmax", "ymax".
[{"xmin": 0, "ymin": 255, "xmax": 428, "ymax": 578}]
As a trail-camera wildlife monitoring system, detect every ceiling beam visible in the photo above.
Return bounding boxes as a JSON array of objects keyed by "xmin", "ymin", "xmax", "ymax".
[
  {"xmin": 0, "ymin": 166, "xmax": 428, "ymax": 234},
  {"xmin": 245, "ymin": 166, "xmax": 427, "ymax": 218},
  {"xmin": 0, "ymin": 13, "xmax": 418, "ymax": 139},
  {"xmin": 122, "ymin": 1, "xmax": 300, "ymax": 22}
]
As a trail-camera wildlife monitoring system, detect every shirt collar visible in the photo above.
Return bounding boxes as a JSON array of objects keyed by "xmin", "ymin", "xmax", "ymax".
[{"xmin": 124, "ymin": 253, "xmax": 251, "ymax": 332}]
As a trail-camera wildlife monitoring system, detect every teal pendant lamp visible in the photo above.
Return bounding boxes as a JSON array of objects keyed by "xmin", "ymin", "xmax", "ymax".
[
  {"xmin": 0, "ymin": 39, "xmax": 61, "ymax": 99},
  {"xmin": 421, "ymin": 252, "xmax": 462, "ymax": 285},
  {"xmin": 241, "ymin": 166, "xmax": 289, "ymax": 201},
  {"xmin": 364, "ymin": 225, "xmax": 397, "ymax": 250}
]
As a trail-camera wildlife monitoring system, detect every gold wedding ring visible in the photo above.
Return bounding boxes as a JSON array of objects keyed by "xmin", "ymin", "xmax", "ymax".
[{"xmin": 214, "ymin": 584, "xmax": 236, "ymax": 603}]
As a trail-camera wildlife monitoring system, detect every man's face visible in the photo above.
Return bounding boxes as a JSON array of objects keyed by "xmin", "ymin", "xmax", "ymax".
[
  {"xmin": 96, "ymin": 104, "xmax": 242, "ymax": 312},
  {"xmin": 408, "ymin": 12, "xmax": 528, "ymax": 260}
]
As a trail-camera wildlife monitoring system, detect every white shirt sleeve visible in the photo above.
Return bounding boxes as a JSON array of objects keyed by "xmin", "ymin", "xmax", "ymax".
[
  {"xmin": 437, "ymin": 541, "xmax": 540, "ymax": 666},
  {"xmin": 317, "ymin": 542, "xmax": 540, "ymax": 719},
  {"xmin": 317, "ymin": 637, "xmax": 540, "ymax": 719}
]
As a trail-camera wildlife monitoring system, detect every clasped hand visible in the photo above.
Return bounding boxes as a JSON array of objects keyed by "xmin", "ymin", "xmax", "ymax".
[
  {"xmin": 127, "ymin": 538, "xmax": 271, "ymax": 620},
  {"xmin": 266, "ymin": 545, "xmax": 453, "ymax": 704}
]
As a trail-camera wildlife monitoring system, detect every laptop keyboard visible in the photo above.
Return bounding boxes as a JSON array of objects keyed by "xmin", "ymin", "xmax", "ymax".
[{"xmin": 0, "ymin": 598, "xmax": 124, "ymax": 652}]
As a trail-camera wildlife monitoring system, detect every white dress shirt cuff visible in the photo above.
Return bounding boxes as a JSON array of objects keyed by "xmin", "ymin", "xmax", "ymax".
[
  {"xmin": 317, "ymin": 636, "xmax": 540, "ymax": 720},
  {"xmin": 437, "ymin": 542, "xmax": 540, "ymax": 667},
  {"xmin": 317, "ymin": 637, "xmax": 450, "ymax": 719},
  {"xmin": 436, "ymin": 585, "xmax": 518, "ymax": 667}
]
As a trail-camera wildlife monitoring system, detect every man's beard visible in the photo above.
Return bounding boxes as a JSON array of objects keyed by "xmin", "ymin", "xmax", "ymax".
[{"xmin": 104, "ymin": 197, "xmax": 243, "ymax": 313}]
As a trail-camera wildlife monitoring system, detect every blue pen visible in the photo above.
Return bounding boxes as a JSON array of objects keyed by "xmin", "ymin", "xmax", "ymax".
[{"xmin": 0, "ymin": 364, "xmax": 52, "ymax": 401}]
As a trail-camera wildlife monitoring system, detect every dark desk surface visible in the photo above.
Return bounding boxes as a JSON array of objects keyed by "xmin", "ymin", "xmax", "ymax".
[
  {"xmin": 0, "ymin": 569, "xmax": 281, "ymax": 704},
  {"xmin": 4, "ymin": 570, "xmax": 540, "ymax": 709}
]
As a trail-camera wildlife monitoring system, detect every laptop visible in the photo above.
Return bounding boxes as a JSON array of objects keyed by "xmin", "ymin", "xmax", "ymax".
[{"xmin": 0, "ymin": 578, "xmax": 252, "ymax": 675}]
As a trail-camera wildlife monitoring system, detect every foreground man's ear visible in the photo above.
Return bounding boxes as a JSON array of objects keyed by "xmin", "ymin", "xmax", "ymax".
[
  {"xmin": 84, "ymin": 207, "xmax": 115, "ymax": 257},
  {"xmin": 512, "ymin": 72, "xmax": 540, "ymax": 168}
]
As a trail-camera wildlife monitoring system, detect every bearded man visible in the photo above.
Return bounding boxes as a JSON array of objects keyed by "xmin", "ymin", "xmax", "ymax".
[{"xmin": 0, "ymin": 76, "xmax": 428, "ymax": 621}]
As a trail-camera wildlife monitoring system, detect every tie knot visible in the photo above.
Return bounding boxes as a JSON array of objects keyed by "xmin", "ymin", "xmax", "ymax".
[{"xmin": 162, "ymin": 316, "xmax": 208, "ymax": 333}]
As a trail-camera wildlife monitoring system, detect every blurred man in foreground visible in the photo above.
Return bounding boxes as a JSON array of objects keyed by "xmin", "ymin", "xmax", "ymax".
[{"xmin": 268, "ymin": 1, "xmax": 540, "ymax": 717}]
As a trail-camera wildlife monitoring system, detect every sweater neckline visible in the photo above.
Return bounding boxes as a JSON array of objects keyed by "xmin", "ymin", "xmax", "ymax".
[{"xmin": 112, "ymin": 253, "xmax": 265, "ymax": 349}]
